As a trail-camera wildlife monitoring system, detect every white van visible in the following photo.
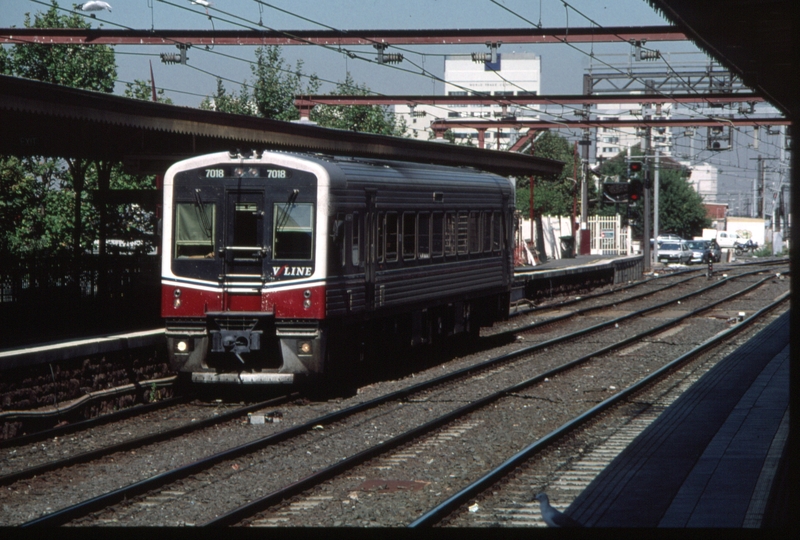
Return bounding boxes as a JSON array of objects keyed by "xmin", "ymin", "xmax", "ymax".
[{"xmin": 715, "ymin": 231, "xmax": 742, "ymax": 249}]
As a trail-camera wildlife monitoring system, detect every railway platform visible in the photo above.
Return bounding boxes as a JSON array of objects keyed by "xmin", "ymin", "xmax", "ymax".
[
  {"xmin": 566, "ymin": 309, "xmax": 791, "ymax": 528},
  {"xmin": 512, "ymin": 254, "xmax": 644, "ymax": 303}
]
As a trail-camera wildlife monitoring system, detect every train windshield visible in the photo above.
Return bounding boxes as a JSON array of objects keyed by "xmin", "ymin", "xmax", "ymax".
[
  {"xmin": 273, "ymin": 202, "xmax": 314, "ymax": 260},
  {"xmin": 174, "ymin": 203, "xmax": 215, "ymax": 258}
]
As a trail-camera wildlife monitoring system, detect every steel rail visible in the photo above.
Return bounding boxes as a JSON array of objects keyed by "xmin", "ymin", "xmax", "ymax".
[
  {"xmin": 19, "ymin": 266, "xmax": 785, "ymax": 526},
  {"xmin": 205, "ymin": 271, "xmax": 786, "ymax": 526},
  {"xmin": 0, "ymin": 394, "xmax": 297, "ymax": 488},
  {"xmin": 409, "ymin": 289, "xmax": 791, "ymax": 527},
  {"xmin": 0, "ymin": 396, "xmax": 186, "ymax": 449}
]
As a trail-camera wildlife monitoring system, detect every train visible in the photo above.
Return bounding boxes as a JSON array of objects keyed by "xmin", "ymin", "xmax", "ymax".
[{"xmin": 162, "ymin": 150, "xmax": 516, "ymax": 384}]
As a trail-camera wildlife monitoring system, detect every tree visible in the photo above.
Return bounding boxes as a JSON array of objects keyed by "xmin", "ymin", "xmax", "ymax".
[
  {"xmin": 7, "ymin": 2, "xmax": 116, "ymax": 92},
  {"xmin": 200, "ymin": 78, "xmax": 255, "ymax": 115},
  {"xmin": 251, "ymin": 46, "xmax": 318, "ymax": 121},
  {"xmin": 0, "ymin": 156, "xmax": 72, "ymax": 256},
  {"xmin": 125, "ymin": 79, "xmax": 174, "ymax": 105},
  {"xmin": 515, "ymin": 131, "xmax": 588, "ymax": 217},
  {"xmin": 0, "ymin": 1, "xmax": 118, "ymax": 258},
  {"xmin": 596, "ymin": 147, "xmax": 710, "ymax": 239},
  {"xmin": 310, "ymin": 73, "xmax": 407, "ymax": 136}
]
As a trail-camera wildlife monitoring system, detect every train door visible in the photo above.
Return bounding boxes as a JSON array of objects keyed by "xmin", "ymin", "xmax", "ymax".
[
  {"xmin": 364, "ymin": 189, "xmax": 377, "ymax": 311},
  {"xmin": 222, "ymin": 190, "xmax": 265, "ymax": 280}
]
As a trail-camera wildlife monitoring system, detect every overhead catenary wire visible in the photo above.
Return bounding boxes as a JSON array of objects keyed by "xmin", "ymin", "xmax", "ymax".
[{"xmin": 19, "ymin": 0, "xmax": 788, "ymax": 174}]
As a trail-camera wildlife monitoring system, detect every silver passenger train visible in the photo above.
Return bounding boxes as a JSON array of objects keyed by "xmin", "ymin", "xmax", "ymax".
[{"xmin": 162, "ymin": 150, "xmax": 515, "ymax": 384}]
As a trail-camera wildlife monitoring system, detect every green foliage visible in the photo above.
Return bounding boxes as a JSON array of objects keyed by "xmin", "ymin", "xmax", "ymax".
[
  {"xmin": 0, "ymin": 156, "xmax": 73, "ymax": 256},
  {"xmin": 0, "ymin": 1, "xmax": 149, "ymax": 258},
  {"xmin": 596, "ymin": 146, "xmax": 710, "ymax": 239},
  {"xmin": 310, "ymin": 73, "xmax": 407, "ymax": 136},
  {"xmin": 251, "ymin": 46, "xmax": 318, "ymax": 121},
  {"xmin": 8, "ymin": 2, "xmax": 116, "ymax": 91},
  {"xmin": 124, "ymin": 79, "xmax": 173, "ymax": 104},
  {"xmin": 515, "ymin": 132, "xmax": 590, "ymax": 217},
  {"xmin": 199, "ymin": 46, "xmax": 319, "ymax": 120},
  {"xmin": 200, "ymin": 78, "xmax": 256, "ymax": 115}
]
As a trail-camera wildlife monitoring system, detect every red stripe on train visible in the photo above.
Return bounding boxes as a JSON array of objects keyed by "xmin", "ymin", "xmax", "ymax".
[{"xmin": 162, "ymin": 284, "xmax": 325, "ymax": 319}]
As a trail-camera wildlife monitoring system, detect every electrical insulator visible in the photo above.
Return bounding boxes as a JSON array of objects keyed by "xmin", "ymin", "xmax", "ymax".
[
  {"xmin": 471, "ymin": 52, "xmax": 491, "ymax": 63},
  {"xmin": 379, "ymin": 53, "xmax": 404, "ymax": 64},
  {"xmin": 639, "ymin": 49, "xmax": 661, "ymax": 61},
  {"xmin": 160, "ymin": 53, "xmax": 181, "ymax": 65},
  {"xmin": 633, "ymin": 40, "xmax": 660, "ymax": 62},
  {"xmin": 161, "ymin": 44, "xmax": 190, "ymax": 65},
  {"xmin": 374, "ymin": 44, "xmax": 403, "ymax": 65}
]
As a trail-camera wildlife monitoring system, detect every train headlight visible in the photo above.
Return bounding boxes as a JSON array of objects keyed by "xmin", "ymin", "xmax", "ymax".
[
  {"xmin": 303, "ymin": 299, "xmax": 312, "ymax": 309},
  {"xmin": 298, "ymin": 341, "xmax": 312, "ymax": 355},
  {"xmin": 176, "ymin": 340, "xmax": 188, "ymax": 352}
]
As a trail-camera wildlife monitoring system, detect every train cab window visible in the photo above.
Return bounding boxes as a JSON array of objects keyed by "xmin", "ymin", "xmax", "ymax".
[
  {"xmin": 444, "ymin": 212, "xmax": 457, "ymax": 256},
  {"xmin": 402, "ymin": 212, "xmax": 416, "ymax": 260},
  {"xmin": 457, "ymin": 212, "xmax": 469, "ymax": 255},
  {"xmin": 351, "ymin": 212, "xmax": 361, "ymax": 267},
  {"xmin": 273, "ymin": 202, "xmax": 314, "ymax": 260},
  {"xmin": 418, "ymin": 213, "xmax": 430, "ymax": 259},
  {"xmin": 175, "ymin": 202, "xmax": 216, "ymax": 258},
  {"xmin": 385, "ymin": 212, "xmax": 398, "ymax": 262},
  {"xmin": 469, "ymin": 212, "xmax": 481, "ymax": 253},
  {"xmin": 431, "ymin": 212, "xmax": 443, "ymax": 257},
  {"xmin": 233, "ymin": 203, "xmax": 260, "ymax": 249},
  {"xmin": 492, "ymin": 212, "xmax": 503, "ymax": 251},
  {"xmin": 482, "ymin": 212, "xmax": 492, "ymax": 252}
]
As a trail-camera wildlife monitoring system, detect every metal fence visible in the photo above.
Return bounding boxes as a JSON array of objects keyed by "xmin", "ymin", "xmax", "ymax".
[
  {"xmin": 0, "ymin": 254, "xmax": 162, "ymax": 348},
  {"xmin": 0, "ymin": 254, "xmax": 160, "ymax": 304},
  {"xmin": 589, "ymin": 215, "xmax": 632, "ymax": 255}
]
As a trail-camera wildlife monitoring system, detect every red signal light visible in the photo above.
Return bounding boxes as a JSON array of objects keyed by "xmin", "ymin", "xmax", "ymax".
[{"xmin": 628, "ymin": 161, "xmax": 643, "ymax": 174}]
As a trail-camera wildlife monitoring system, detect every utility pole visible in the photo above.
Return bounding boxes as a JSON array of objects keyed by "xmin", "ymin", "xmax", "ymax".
[
  {"xmin": 653, "ymin": 149, "xmax": 660, "ymax": 262},
  {"xmin": 759, "ymin": 155, "xmax": 765, "ymax": 218},
  {"xmin": 642, "ymin": 125, "xmax": 651, "ymax": 271},
  {"xmin": 579, "ymin": 129, "xmax": 591, "ymax": 255}
]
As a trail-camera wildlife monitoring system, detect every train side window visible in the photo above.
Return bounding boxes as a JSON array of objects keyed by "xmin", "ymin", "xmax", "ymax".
[
  {"xmin": 333, "ymin": 212, "xmax": 346, "ymax": 268},
  {"xmin": 418, "ymin": 213, "xmax": 430, "ymax": 259},
  {"xmin": 457, "ymin": 212, "xmax": 469, "ymax": 255},
  {"xmin": 444, "ymin": 212, "xmax": 456, "ymax": 256},
  {"xmin": 273, "ymin": 202, "xmax": 314, "ymax": 260},
  {"xmin": 385, "ymin": 212, "xmax": 398, "ymax": 262},
  {"xmin": 469, "ymin": 212, "xmax": 480, "ymax": 253},
  {"xmin": 431, "ymin": 212, "xmax": 443, "ymax": 257},
  {"xmin": 175, "ymin": 202, "xmax": 216, "ymax": 258},
  {"xmin": 351, "ymin": 212, "xmax": 360, "ymax": 267},
  {"xmin": 377, "ymin": 212, "xmax": 384, "ymax": 262},
  {"xmin": 402, "ymin": 212, "xmax": 416, "ymax": 260},
  {"xmin": 482, "ymin": 212, "xmax": 492, "ymax": 252},
  {"xmin": 492, "ymin": 212, "xmax": 503, "ymax": 251}
]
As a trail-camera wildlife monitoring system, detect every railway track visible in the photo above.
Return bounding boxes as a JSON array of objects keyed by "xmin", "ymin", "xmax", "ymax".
[{"xmin": 4, "ymin": 262, "xmax": 786, "ymax": 526}]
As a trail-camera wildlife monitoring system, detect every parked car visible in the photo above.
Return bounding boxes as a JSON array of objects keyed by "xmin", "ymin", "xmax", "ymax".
[
  {"xmin": 685, "ymin": 240, "xmax": 721, "ymax": 264},
  {"xmin": 650, "ymin": 234, "xmax": 683, "ymax": 249},
  {"xmin": 657, "ymin": 241, "xmax": 692, "ymax": 265},
  {"xmin": 657, "ymin": 234, "xmax": 683, "ymax": 242}
]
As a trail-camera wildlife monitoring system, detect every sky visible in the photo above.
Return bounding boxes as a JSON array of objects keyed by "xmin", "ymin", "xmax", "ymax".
[
  {"xmin": 0, "ymin": 0, "xmax": 790, "ymax": 206},
  {"xmin": 2, "ymin": 0, "xmax": 690, "ymax": 102}
]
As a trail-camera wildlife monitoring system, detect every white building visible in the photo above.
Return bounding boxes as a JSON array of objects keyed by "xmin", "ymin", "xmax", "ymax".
[
  {"xmin": 595, "ymin": 102, "xmax": 673, "ymax": 163},
  {"xmin": 682, "ymin": 161, "xmax": 719, "ymax": 201},
  {"xmin": 395, "ymin": 52, "xmax": 541, "ymax": 148}
]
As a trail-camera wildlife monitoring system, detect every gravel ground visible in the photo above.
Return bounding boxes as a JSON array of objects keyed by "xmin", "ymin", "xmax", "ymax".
[{"xmin": 0, "ymin": 264, "xmax": 787, "ymax": 526}]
